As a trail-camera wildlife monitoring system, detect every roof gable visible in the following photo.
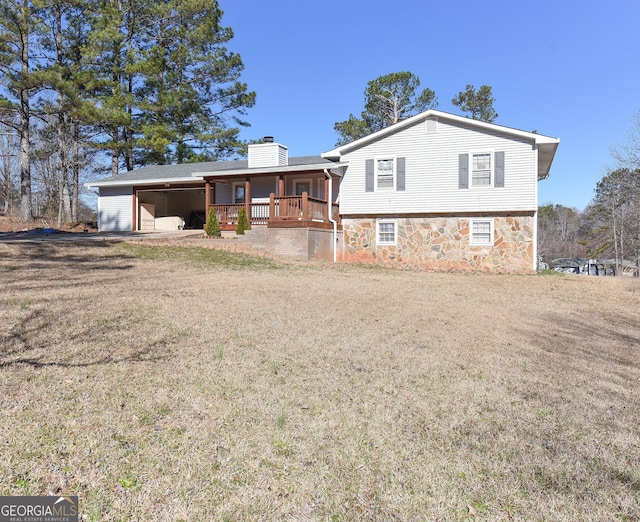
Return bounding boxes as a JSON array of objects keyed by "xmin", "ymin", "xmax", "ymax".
[{"xmin": 321, "ymin": 109, "xmax": 559, "ymax": 179}]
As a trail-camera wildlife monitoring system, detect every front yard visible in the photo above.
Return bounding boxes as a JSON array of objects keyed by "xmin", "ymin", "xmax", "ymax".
[{"xmin": 1, "ymin": 241, "xmax": 638, "ymax": 520}]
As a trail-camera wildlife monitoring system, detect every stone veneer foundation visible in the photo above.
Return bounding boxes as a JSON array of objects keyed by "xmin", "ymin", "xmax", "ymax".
[{"xmin": 341, "ymin": 215, "xmax": 535, "ymax": 273}]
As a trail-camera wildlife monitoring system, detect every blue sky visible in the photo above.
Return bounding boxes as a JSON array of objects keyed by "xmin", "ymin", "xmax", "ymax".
[{"xmin": 222, "ymin": 0, "xmax": 640, "ymax": 212}]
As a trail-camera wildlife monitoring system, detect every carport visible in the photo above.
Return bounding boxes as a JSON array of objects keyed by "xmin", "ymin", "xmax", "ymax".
[{"xmin": 135, "ymin": 186, "xmax": 206, "ymax": 230}]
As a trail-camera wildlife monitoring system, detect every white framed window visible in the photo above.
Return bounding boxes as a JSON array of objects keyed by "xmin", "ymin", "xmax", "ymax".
[
  {"xmin": 470, "ymin": 219, "xmax": 494, "ymax": 246},
  {"xmin": 471, "ymin": 152, "xmax": 493, "ymax": 186},
  {"xmin": 376, "ymin": 158, "xmax": 396, "ymax": 190},
  {"xmin": 366, "ymin": 157, "xmax": 405, "ymax": 193},
  {"xmin": 377, "ymin": 220, "xmax": 397, "ymax": 245}
]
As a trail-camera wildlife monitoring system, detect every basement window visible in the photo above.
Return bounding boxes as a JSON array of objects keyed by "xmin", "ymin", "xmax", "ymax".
[
  {"xmin": 377, "ymin": 220, "xmax": 397, "ymax": 245},
  {"xmin": 470, "ymin": 219, "xmax": 494, "ymax": 246}
]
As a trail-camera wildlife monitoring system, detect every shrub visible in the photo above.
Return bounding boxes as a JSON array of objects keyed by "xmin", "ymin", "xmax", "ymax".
[
  {"xmin": 205, "ymin": 207, "xmax": 221, "ymax": 237},
  {"xmin": 236, "ymin": 207, "xmax": 250, "ymax": 235}
]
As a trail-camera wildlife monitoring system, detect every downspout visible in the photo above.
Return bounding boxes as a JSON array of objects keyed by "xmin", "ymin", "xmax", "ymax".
[
  {"xmin": 324, "ymin": 169, "xmax": 337, "ymax": 263},
  {"xmin": 533, "ymin": 143, "xmax": 539, "ymax": 271}
]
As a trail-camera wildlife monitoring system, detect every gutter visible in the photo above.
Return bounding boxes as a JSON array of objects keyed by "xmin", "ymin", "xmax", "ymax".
[
  {"xmin": 324, "ymin": 169, "xmax": 338, "ymax": 263},
  {"xmin": 85, "ymin": 176, "xmax": 205, "ymax": 188},
  {"xmin": 192, "ymin": 162, "xmax": 347, "ymax": 178}
]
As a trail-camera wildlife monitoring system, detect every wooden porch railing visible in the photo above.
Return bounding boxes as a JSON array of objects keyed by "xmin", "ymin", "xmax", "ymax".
[
  {"xmin": 213, "ymin": 202, "xmax": 270, "ymax": 225},
  {"xmin": 270, "ymin": 194, "xmax": 327, "ymax": 221},
  {"xmin": 209, "ymin": 192, "xmax": 340, "ymax": 228}
]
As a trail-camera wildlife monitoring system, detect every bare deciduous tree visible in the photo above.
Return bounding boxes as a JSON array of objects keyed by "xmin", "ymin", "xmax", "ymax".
[
  {"xmin": 537, "ymin": 204, "xmax": 583, "ymax": 262},
  {"xmin": 612, "ymin": 110, "xmax": 640, "ymax": 171},
  {"xmin": 0, "ymin": 124, "xmax": 18, "ymax": 214}
]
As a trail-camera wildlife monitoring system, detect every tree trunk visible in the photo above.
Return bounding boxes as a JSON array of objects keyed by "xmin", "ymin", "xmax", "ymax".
[
  {"xmin": 19, "ymin": 96, "xmax": 31, "ymax": 221},
  {"xmin": 71, "ymin": 122, "xmax": 79, "ymax": 221},
  {"xmin": 124, "ymin": 126, "xmax": 134, "ymax": 171},
  {"xmin": 111, "ymin": 129, "xmax": 119, "ymax": 177},
  {"xmin": 59, "ymin": 174, "xmax": 71, "ymax": 226},
  {"xmin": 57, "ymin": 170, "xmax": 64, "ymax": 227},
  {"xmin": 0, "ymin": 144, "xmax": 13, "ymax": 215},
  {"xmin": 19, "ymin": 0, "xmax": 31, "ymax": 222},
  {"xmin": 125, "ymin": 72, "xmax": 134, "ymax": 171},
  {"xmin": 619, "ymin": 209, "xmax": 624, "ymax": 274},
  {"xmin": 612, "ymin": 202, "xmax": 620, "ymax": 274},
  {"xmin": 54, "ymin": 6, "xmax": 71, "ymax": 225}
]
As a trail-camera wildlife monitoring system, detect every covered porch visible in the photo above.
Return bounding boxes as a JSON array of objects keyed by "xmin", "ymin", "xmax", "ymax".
[
  {"xmin": 210, "ymin": 192, "xmax": 340, "ymax": 230},
  {"xmin": 202, "ymin": 167, "xmax": 342, "ymax": 231}
]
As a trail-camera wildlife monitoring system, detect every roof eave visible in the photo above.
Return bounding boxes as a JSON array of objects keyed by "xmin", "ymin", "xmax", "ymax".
[
  {"xmin": 85, "ymin": 176, "xmax": 205, "ymax": 188},
  {"xmin": 84, "ymin": 162, "xmax": 348, "ymax": 189},
  {"xmin": 194, "ymin": 162, "xmax": 347, "ymax": 178},
  {"xmin": 322, "ymin": 109, "xmax": 560, "ymax": 159},
  {"xmin": 537, "ymin": 140, "xmax": 560, "ymax": 181}
]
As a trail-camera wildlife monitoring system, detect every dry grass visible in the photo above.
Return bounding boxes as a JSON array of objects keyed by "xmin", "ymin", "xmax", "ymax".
[{"xmin": 1, "ymin": 241, "xmax": 639, "ymax": 521}]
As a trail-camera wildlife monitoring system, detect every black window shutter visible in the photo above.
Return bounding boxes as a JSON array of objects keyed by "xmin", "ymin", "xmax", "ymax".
[
  {"xmin": 396, "ymin": 157, "xmax": 405, "ymax": 191},
  {"xmin": 365, "ymin": 159, "xmax": 374, "ymax": 192},
  {"xmin": 495, "ymin": 151, "xmax": 505, "ymax": 188},
  {"xmin": 458, "ymin": 154, "xmax": 468, "ymax": 189}
]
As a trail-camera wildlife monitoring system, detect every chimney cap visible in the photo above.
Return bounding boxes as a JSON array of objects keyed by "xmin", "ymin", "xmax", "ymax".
[{"xmin": 263, "ymin": 136, "xmax": 274, "ymax": 143}]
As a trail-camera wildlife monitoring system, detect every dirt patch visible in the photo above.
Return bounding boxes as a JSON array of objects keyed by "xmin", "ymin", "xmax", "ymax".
[
  {"xmin": 1, "ymin": 242, "xmax": 639, "ymax": 520},
  {"xmin": 0, "ymin": 215, "xmax": 97, "ymax": 234}
]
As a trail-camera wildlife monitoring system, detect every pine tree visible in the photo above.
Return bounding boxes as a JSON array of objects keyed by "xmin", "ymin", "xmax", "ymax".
[
  {"xmin": 334, "ymin": 72, "xmax": 437, "ymax": 146},
  {"xmin": 205, "ymin": 206, "xmax": 221, "ymax": 237},
  {"xmin": 36, "ymin": 0, "xmax": 94, "ymax": 223},
  {"xmin": 135, "ymin": 0, "xmax": 255, "ymax": 164},
  {"xmin": 235, "ymin": 207, "xmax": 249, "ymax": 235},
  {"xmin": 83, "ymin": 0, "xmax": 142, "ymax": 175},
  {"xmin": 452, "ymin": 85, "xmax": 498, "ymax": 123},
  {"xmin": 0, "ymin": 0, "xmax": 42, "ymax": 220}
]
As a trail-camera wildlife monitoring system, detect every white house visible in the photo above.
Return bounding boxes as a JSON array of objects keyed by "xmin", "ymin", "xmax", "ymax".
[
  {"xmin": 322, "ymin": 110, "xmax": 559, "ymax": 272},
  {"xmin": 86, "ymin": 109, "xmax": 559, "ymax": 272}
]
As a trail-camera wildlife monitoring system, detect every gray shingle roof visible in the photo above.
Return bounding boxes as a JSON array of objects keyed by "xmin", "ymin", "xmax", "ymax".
[{"xmin": 89, "ymin": 156, "xmax": 334, "ymax": 185}]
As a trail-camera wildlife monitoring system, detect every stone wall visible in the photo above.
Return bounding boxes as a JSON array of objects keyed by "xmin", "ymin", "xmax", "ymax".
[{"xmin": 341, "ymin": 215, "xmax": 535, "ymax": 273}]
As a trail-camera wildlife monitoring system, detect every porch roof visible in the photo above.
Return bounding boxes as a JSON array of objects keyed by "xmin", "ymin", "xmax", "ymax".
[
  {"xmin": 195, "ymin": 157, "xmax": 346, "ymax": 180},
  {"xmin": 86, "ymin": 156, "xmax": 344, "ymax": 188}
]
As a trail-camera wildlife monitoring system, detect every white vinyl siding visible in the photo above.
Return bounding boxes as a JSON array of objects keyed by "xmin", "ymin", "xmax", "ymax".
[
  {"xmin": 247, "ymin": 143, "xmax": 288, "ymax": 168},
  {"xmin": 338, "ymin": 117, "xmax": 537, "ymax": 215},
  {"xmin": 98, "ymin": 186, "xmax": 133, "ymax": 231}
]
